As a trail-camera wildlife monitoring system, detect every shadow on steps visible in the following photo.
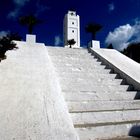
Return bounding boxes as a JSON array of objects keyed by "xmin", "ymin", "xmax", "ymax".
[
  {"xmin": 134, "ymin": 91, "xmax": 140, "ymax": 100},
  {"xmin": 129, "ymin": 125, "xmax": 140, "ymax": 138}
]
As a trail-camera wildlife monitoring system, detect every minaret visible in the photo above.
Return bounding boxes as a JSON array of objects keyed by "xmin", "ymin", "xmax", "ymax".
[{"xmin": 63, "ymin": 10, "xmax": 80, "ymax": 48}]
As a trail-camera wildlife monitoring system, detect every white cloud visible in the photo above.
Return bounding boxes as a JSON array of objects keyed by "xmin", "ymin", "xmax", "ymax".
[
  {"xmin": 8, "ymin": 0, "xmax": 49, "ymax": 19},
  {"xmin": 7, "ymin": 0, "xmax": 30, "ymax": 19},
  {"xmin": 132, "ymin": 19, "xmax": 140, "ymax": 41},
  {"xmin": 54, "ymin": 35, "xmax": 62, "ymax": 46},
  {"xmin": 0, "ymin": 31, "xmax": 9, "ymax": 38},
  {"xmin": 7, "ymin": 8, "xmax": 20, "ymax": 19},
  {"xmin": 13, "ymin": 0, "xmax": 30, "ymax": 6},
  {"xmin": 35, "ymin": 1, "xmax": 50, "ymax": 16},
  {"xmin": 105, "ymin": 21, "xmax": 140, "ymax": 51},
  {"xmin": 108, "ymin": 2, "xmax": 115, "ymax": 12}
]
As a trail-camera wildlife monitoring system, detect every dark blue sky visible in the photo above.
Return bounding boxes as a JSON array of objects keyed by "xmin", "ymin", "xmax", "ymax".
[{"xmin": 1, "ymin": 0, "xmax": 140, "ymax": 49}]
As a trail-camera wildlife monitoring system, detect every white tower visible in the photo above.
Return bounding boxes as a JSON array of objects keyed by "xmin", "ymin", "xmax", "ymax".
[{"xmin": 63, "ymin": 11, "xmax": 80, "ymax": 48}]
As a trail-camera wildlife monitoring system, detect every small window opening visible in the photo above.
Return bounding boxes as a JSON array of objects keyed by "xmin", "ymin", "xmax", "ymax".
[{"xmin": 71, "ymin": 13, "xmax": 74, "ymax": 15}]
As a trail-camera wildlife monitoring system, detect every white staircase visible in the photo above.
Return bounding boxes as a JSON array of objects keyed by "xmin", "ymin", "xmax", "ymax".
[{"xmin": 47, "ymin": 47, "xmax": 140, "ymax": 140}]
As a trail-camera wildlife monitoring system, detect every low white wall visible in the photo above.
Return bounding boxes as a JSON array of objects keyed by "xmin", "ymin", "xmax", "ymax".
[
  {"xmin": 13, "ymin": 40, "xmax": 44, "ymax": 47},
  {"xmin": 89, "ymin": 48, "xmax": 140, "ymax": 90},
  {"xmin": 45, "ymin": 47, "xmax": 79, "ymax": 140},
  {"xmin": 0, "ymin": 42, "xmax": 79, "ymax": 140}
]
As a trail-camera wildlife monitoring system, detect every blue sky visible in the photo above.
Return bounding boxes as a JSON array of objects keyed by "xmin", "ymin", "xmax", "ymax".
[{"xmin": 1, "ymin": 0, "xmax": 140, "ymax": 50}]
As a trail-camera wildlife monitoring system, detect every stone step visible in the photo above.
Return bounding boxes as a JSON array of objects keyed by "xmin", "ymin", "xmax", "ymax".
[
  {"xmin": 47, "ymin": 50, "xmax": 91, "ymax": 55},
  {"xmin": 67, "ymin": 100, "xmax": 140, "ymax": 113},
  {"xmin": 62, "ymin": 84, "xmax": 132, "ymax": 92},
  {"xmin": 49, "ymin": 56, "xmax": 94, "ymax": 61},
  {"xmin": 47, "ymin": 48, "xmax": 88, "ymax": 54},
  {"xmin": 56, "ymin": 68, "xmax": 111, "ymax": 74},
  {"xmin": 53, "ymin": 64, "xmax": 106, "ymax": 72},
  {"xmin": 75, "ymin": 123, "xmax": 140, "ymax": 140},
  {"xmin": 50, "ymin": 55, "xmax": 101, "ymax": 61},
  {"xmin": 47, "ymin": 47, "xmax": 86, "ymax": 51},
  {"xmin": 47, "ymin": 53, "xmax": 97, "ymax": 59},
  {"xmin": 60, "ymin": 78, "xmax": 123, "ymax": 86},
  {"xmin": 53, "ymin": 61, "xmax": 105, "ymax": 67},
  {"xmin": 57, "ymin": 56, "xmax": 102, "ymax": 65},
  {"xmin": 71, "ymin": 110, "xmax": 140, "ymax": 127},
  {"xmin": 47, "ymin": 53, "xmax": 91, "ymax": 59},
  {"xmin": 50, "ymin": 51, "xmax": 100, "ymax": 57},
  {"xmin": 58, "ymin": 73, "xmax": 118, "ymax": 80},
  {"xmin": 52, "ymin": 61, "xmax": 104, "ymax": 68},
  {"xmin": 56, "ymin": 66, "xmax": 111, "ymax": 74},
  {"xmin": 48, "ymin": 50, "xmax": 92, "ymax": 55},
  {"xmin": 64, "ymin": 91, "xmax": 137, "ymax": 101}
]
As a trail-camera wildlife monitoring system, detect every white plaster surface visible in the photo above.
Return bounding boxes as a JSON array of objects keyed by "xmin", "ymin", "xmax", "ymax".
[
  {"xmin": 26, "ymin": 34, "xmax": 36, "ymax": 44},
  {"xmin": 90, "ymin": 48, "xmax": 140, "ymax": 90},
  {"xmin": 88, "ymin": 40, "xmax": 100, "ymax": 48},
  {"xmin": 0, "ymin": 43, "xmax": 79, "ymax": 140}
]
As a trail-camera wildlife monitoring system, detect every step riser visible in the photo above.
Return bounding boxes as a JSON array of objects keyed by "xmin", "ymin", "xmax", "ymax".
[
  {"xmin": 48, "ymin": 53, "xmax": 93, "ymax": 56},
  {"xmin": 71, "ymin": 110, "xmax": 140, "ymax": 127},
  {"xmin": 50, "ymin": 58, "xmax": 101, "ymax": 61},
  {"xmin": 47, "ymin": 52, "xmax": 91, "ymax": 55},
  {"xmin": 53, "ymin": 64, "xmax": 106, "ymax": 70},
  {"xmin": 65, "ymin": 93, "xmax": 136, "ymax": 101},
  {"xmin": 67, "ymin": 101, "xmax": 140, "ymax": 112},
  {"xmin": 62, "ymin": 85, "xmax": 130, "ymax": 92},
  {"xmin": 56, "ymin": 69, "xmax": 111, "ymax": 74},
  {"xmin": 49, "ymin": 57, "xmax": 95, "ymax": 61},
  {"xmin": 59, "ymin": 74, "xmax": 118, "ymax": 80},
  {"xmin": 60, "ymin": 78, "xmax": 122, "ymax": 83},
  {"xmin": 75, "ymin": 123, "xmax": 140, "ymax": 140},
  {"xmin": 60, "ymin": 80, "xmax": 123, "ymax": 86}
]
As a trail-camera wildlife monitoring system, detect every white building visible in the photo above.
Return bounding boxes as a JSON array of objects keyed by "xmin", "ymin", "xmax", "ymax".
[{"xmin": 63, "ymin": 11, "xmax": 80, "ymax": 48}]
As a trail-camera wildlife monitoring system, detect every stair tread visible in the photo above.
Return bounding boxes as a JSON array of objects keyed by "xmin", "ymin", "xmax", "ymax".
[
  {"xmin": 64, "ymin": 90, "xmax": 137, "ymax": 101},
  {"xmin": 58, "ymin": 73, "xmax": 118, "ymax": 79},
  {"xmin": 75, "ymin": 122, "xmax": 140, "ymax": 140},
  {"xmin": 62, "ymin": 85, "xmax": 131, "ymax": 93},
  {"xmin": 60, "ymin": 78, "xmax": 122, "ymax": 84},
  {"xmin": 68, "ymin": 100, "xmax": 140, "ymax": 112},
  {"xmin": 71, "ymin": 110, "xmax": 140, "ymax": 127}
]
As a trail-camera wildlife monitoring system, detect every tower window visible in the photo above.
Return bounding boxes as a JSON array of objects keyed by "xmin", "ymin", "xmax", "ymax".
[
  {"xmin": 72, "ymin": 22, "xmax": 74, "ymax": 25},
  {"xmin": 71, "ymin": 13, "xmax": 74, "ymax": 16},
  {"xmin": 72, "ymin": 30, "xmax": 74, "ymax": 33}
]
